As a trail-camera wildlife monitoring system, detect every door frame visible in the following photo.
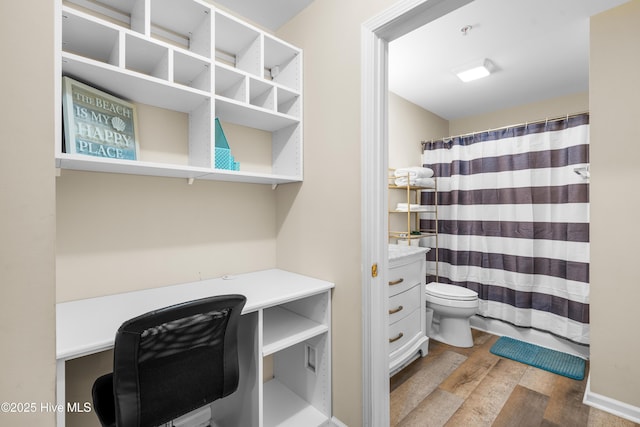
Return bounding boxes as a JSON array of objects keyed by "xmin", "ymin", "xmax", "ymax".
[{"xmin": 360, "ymin": 0, "xmax": 473, "ymax": 424}]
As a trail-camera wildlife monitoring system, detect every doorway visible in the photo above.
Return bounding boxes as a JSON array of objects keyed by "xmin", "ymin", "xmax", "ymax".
[
  {"xmin": 361, "ymin": 1, "xmax": 473, "ymax": 425},
  {"xmin": 362, "ymin": 0, "xmax": 628, "ymax": 424}
]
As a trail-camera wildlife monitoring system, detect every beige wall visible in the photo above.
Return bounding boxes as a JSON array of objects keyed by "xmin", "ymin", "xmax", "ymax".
[
  {"xmin": 388, "ymin": 92, "xmax": 448, "ymax": 239},
  {"xmin": 449, "ymin": 92, "xmax": 589, "ymax": 136},
  {"xmin": 56, "ymin": 172, "xmax": 277, "ymax": 302},
  {"xmin": 590, "ymin": 0, "xmax": 640, "ymax": 408},
  {"xmin": 389, "ymin": 91, "xmax": 449, "ymax": 169},
  {"xmin": 274, "ymin": 1, "xmax": 398, "ymax": 425},
  {"xmin": 0, "ymin": 2, "xmax": 57, "ymax": 427},
  {"xmin": 56, "ymin": 104, "xmax": 278, "ymax": 302}
]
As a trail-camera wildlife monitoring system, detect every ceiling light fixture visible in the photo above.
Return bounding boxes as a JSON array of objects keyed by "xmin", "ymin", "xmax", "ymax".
[{"xmin": 454, "ymin": 58, "xmax": 495, "ymax": 83}]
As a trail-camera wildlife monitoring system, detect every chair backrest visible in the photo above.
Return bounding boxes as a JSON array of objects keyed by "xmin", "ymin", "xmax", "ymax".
[{"xmin": 111, "ymin": 294, "xmax": 246, "ymax": 427}]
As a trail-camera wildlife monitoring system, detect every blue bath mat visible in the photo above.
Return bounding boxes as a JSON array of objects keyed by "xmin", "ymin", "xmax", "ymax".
[{"xmin": 490, "ymin": 336, "xmax": 585, "ymax": 380}]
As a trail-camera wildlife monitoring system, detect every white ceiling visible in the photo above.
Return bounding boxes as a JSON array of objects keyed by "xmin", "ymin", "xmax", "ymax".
[
  {"xmin": 218, "ymin": 0, "xmax": 629, "ymax": 121},
  {"xmin": 389, "ymin": 0, "xmax": 630, "ymax": 120}
]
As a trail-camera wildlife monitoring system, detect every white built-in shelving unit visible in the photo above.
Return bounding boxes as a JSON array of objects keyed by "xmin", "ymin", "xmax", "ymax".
[
  {"xmin": 55, "ymin": 0, "xmax": 302, "ymax": 185},
  {"xmin": 211, "ymin": 289, "xmax": 332, "ymax": 427}
]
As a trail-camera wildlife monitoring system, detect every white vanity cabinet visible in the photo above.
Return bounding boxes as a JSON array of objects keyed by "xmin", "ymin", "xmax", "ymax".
[
  {"xmin": 55, "ymin": 0, "xmax": 302, "ymax": 185},
  {"xmin": 388, "ymin": 245, "xmax": 429, "ymax": 375}
]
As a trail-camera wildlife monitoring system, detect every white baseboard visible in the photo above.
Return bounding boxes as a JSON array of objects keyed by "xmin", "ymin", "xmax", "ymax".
[{"xmin": 583, "ymin": 375, "xmax": 640, "ymax": 423}]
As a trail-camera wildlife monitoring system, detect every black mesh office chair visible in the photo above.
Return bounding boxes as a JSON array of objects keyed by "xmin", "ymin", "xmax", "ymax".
[{"xmin": 92, "ymin": 294, "xmax": 246, "ymax": 427}]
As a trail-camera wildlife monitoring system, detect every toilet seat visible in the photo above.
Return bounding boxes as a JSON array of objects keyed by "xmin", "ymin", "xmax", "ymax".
[{"xmin": 425, "ymin": 282, "xmax": 477, "ymax": 301}]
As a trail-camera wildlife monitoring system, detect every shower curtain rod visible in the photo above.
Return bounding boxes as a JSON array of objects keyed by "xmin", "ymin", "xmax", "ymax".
[{"xmin": 421, "ymin": 110, "xmax": 589, "ymax": 146}]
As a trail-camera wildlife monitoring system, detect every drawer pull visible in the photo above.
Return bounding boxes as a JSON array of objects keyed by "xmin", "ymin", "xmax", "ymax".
[
  {"xmin": 389, "ymin": 305, "xmax": 404, "ymax": 315},
  {"xmin": 389, "ymin": 332, "xmax": 404, "ymax": 343},
  {"xmin": 389, "ymin": 278, "xmax": 404, "ymax": 286}
]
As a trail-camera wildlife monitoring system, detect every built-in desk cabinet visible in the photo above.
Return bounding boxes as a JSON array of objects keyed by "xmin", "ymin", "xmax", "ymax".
[
  {"xmin": 55, "ymin": 0, "xmax": 302, "ymax": 185},
  {"xmin": 214, "ymin": 291, "xmax": 332, "ymax": 427},
  {"xmin": 55, "ymin": 270, "xmax": 332, "ymax": 427}
]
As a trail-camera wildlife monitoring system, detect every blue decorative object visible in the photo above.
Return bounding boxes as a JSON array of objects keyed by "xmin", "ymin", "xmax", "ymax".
[
  {"xmin": 490, "ymin": 336, "xmax": 585, "ymax": 380},
  {"xmin": 214, "ymin": 118, "xmax": 240, "ymax": 170}
]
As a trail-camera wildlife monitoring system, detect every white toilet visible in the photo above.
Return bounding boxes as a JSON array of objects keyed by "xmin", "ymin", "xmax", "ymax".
[{"xmin": 425, "ymin": 282, "xmax": 479, "ymax": 348}]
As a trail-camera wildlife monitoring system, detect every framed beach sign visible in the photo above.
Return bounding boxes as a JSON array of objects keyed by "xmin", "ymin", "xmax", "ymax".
[{"xmin": 62, "ymin": 76, "xmax": 139, "ymax": 160}]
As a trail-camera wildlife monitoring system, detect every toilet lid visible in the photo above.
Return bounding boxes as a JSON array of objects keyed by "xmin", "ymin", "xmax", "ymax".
[{"xmin": 425, "ymin": 282, "xmax": 478, "ymax": 301}]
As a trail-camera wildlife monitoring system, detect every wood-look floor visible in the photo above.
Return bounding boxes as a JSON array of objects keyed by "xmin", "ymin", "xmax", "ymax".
[{"xmin": 390, "ymin": 330, "xmax": 639, "ymax": 427}]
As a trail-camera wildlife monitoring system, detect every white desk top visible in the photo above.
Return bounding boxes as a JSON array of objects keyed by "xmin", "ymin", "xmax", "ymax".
[{"xmin": 56, "ymin": 269, "xmax": 334, "ymax": 360}]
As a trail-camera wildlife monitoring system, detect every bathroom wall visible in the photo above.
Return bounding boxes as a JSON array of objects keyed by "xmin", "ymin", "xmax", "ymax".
[
  {"xmin": 590, "ymin": 0, "xmax": 640, "ymax": 410},
  {"xmin": 389, "ymin": 91, "xmax": 449, "ymax": 168},
  {"xmin": 449, "ymin": 92, "xmax": 589, "ymax": 136},
  {"xmin": 388, "ymin": 92, "xmax": 449, "ymax": 241}
]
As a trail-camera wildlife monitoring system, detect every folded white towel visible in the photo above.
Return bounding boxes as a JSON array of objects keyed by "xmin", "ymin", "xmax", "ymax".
[
  {"xmin": 397, "ymin": 203, "xmax": 421, "ymax": 210},
  {"xmin": 394, "ymin": 167, "xmax": 434, "ymax": 179},
  {"xmin": 394, "ymin": 177, "xmax": 435, "ymax": 188},
  {"xmin": 396, "ymin": 207, "xmax": 430, "ymax": 212},
  {"xmin": 396, "ymin": 203, "xmax": 430, "ymax": 212},
  {"xmin": 414, "ymin": 177, "xmax": 435, "ymax": 187}
]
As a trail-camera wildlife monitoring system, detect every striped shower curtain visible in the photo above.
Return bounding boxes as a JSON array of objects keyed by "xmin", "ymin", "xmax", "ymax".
[{"xmin": 421, "ymin": 113, "xmax": 590, "ymax": 345}]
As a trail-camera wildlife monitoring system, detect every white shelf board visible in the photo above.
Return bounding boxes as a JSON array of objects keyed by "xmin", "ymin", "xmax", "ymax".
[
  {"xmin": 263, "ymin": 379, "xmax": 328, "ymax": 427},
  {"xmin": 62, "ymin": 52, "xmax": 210, "ymax": 113},
  {"xmin": 56, "ymin": 153, "xmax": 302, "ymax": 184},
  {"xmin": 263, "ymin": 307, "xmax": 328, "ymax": 356},
  {"xmin": 198, "ymin": 169, "xmax": 301, "ymax": 185},
  {"xmin": 215, "ymin": 96, "xmax": 299, "ymax": 132},
  {"xmin": 56, "ymin": 153, "xmax": 212, "ymax": 179},
  {"xmin": 215, "ymin": 61, "xmax": 300, "ymax": 95}
]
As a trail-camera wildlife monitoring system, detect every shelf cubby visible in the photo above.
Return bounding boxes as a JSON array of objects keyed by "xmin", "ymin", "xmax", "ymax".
[
  {"xmin": 150, "ymin": 0, "xmax": 212, "ymax": 57},
  {"xmin": 264, "ymin": 35, "xmax": 301, "ymax": 92},
  {"xmin": 262, "ymin": 307, "xmax": 327, "ymax": 357},
  {"xmin": 215, "ymin": 11, "xmax": 262, "ymax": 77},
  {"xmin": 215, "ymin": 64, "xmax": 247, "ymax": 102},
  {"xmin": 173, "ymin": 51, "xmax": 211, "ymax": 91},
  {"xmin": 58, "ymin": 0, "xmax": 302, "ymax": 185},
  {"xmin": 125, "ymin": 34, "xmax": 170, "ymax": 80},
  {"xmin": 61, "ymin": 9, "xmax": 121, "ymax": 66},
  {"xmin": 263, "ymin": 291, "xmax": 331, "ymax": 427},
  {"xmin": 250, "ymin": 78, "xmax": 276, "ymax": 111},
  {"xmin": 277, "ymin": 87, "xmax": 301, "ymax": 118}
]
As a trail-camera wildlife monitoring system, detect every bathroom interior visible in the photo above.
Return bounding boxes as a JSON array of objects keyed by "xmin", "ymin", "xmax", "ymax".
[
  {"xmin": 382, "ymin": 0, "xmax": 640, "ymax": 424},
  {"xmin": 384, "ymin": 0, "xmax": 624, "ymax": 421}
]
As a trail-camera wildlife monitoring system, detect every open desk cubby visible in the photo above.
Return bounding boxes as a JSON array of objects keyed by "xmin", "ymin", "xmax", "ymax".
[{"xmin": 56, "ymin": 0, "xmax": 302, "ymax": 185}]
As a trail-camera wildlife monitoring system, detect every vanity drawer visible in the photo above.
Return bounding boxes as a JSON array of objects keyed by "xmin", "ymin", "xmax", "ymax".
[
  {"xmin": 388, "ymin": 307, "xmax": 421, "ymax": 354},
  {"xmin": 388, "ymin": 258, "xmax": 423, "ymax": 296},
  {"xmin": 388, "ymin": 284, "xmax": 421, "ymax": 326}
]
